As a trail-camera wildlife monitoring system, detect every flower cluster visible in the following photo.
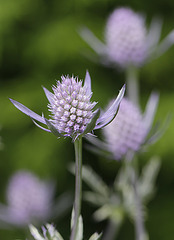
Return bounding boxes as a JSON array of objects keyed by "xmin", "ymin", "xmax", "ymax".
[
  {"xmin": 105, "ymin": 7, "xmax": 147, "ymax": 67},
  {"xmin": 10, "ymin": 71, "xmax": 125, "ymax": 141},
  {"xmin": 86, "ymin": 93, "xmax": 159, "ymax": 160},
  {"xmin": 0, "ymin": 171, "xmax": 55, "ymax": 226},
  {"xmin": 103, "ymin": 98, "xmax": 147, "ymax": 159},
  {"xmin": 48, "ymin": 75, "xmax": 97, "ymax": 137},
  {"xmin": 80, "ymin": 7, "xmax": 174, "ymax": 69}
]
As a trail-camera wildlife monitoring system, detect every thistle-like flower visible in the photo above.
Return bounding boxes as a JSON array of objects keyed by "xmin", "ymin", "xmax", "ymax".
[
  {"xmin": 0, "ymin": 170, "xmax": 55, "ymax": 226},
  {"xmin": 10, "ymin": 71, "xmax": 125, "ymax": 141},
  {"xmin": 105, "ymin": 7, "xmax": 147, "ymax": 67},
  {"xmin": 86, "ymin": 93, "xmax": 160, "ymax": 160},
  {"xmin": 80, "ymin": 7, "xmax": 174, "ymax": 68}
]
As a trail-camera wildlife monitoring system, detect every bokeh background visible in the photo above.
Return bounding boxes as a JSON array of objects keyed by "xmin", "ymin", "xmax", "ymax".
[{"xmin": 0, "ymin": 0, "xmax": 174, "ymax": 239}]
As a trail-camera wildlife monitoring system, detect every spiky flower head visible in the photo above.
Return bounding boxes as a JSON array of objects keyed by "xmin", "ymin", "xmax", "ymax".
[
  {"xmin": 0, "ymin": 171, "xmax": 54, "ymax": 226},
  {"xmin": 105, "ymin": 7, "xmax": 147, "ymax": 68},
  {"xmin": 48, "ymin": 75, "xmax": 97, "ymax": 138},
  {"xmin": 103, "ymin": 98, "xmax": 147, "ymax": 159},
  {"xmin": 86, "ymin": 93, "xmax": 159, "ymax": 160},
  {"xmin": 80, "ymin": 7, "xmax": 174, "ymax": 69},
  {"xmin": 10, "ymin": 71, "xmax": 125, "ymax": 141}
]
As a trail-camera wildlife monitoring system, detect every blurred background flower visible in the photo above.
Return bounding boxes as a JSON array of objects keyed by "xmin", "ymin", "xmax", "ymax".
[
  {"xmin": 0, "ymin": 170, "xmax": 72, "ymax": 229},
  {"xmin": 80, "ymin": 6, "xmax": 174, "ymax": 69},
  {"xmin": 86, "ymin": 93, "xmax": 159, "ymax": 161},
  {"xmin": 0, "ymin": 0, "xmax": 174, "ymax": 239}
]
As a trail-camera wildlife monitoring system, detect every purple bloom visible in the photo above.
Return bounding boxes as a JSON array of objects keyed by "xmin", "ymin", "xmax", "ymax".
[
  {"xmin": 0, "ymin": 170, "xmax": 55, "ymax": 227},
  {"xmin": 86, "ymin": 93, "xmax": 159, "ymax": 160},
  {"xmin": 10, "ymin": 71, "xmax": 125, "ymax": 141},
  {"xmin": 80, "ymin": 7, "xmax": 174, "ymax": 69},
  {"xmin": 105, "ymin": 7, "xmax": 147, "ymax": 67}
]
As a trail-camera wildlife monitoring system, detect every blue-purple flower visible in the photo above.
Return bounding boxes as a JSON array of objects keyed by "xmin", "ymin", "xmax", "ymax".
[
  {"xmin": 0, "ymin": 170, "xmax": 55, "ymax": 226},
  {"xmin": 86, "ymin": 93, "xmax": 159, "ymax": 160},
  {"xmin": 80, "ymin": 7, "xmax": 174, "ymax": 69},
  {"xmin": 10, "ymin": 71, "xmax": 125, "ymax": 141}
]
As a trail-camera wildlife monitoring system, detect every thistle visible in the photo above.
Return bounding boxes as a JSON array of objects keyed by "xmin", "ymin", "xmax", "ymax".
[
  {"xmin": 86, "ymin": 93, "xmax": 159, "ymax": 160},
  {"xmin": 10, "ymin": 71, "xmax": 125, "ymax": 141},
  {"xmin": 80, "ymin": 7, "xmax": 174, "ymax": 69},
  {"xmin": 10, "ymin": 71, "xmax": 125, "ymax": 240},
  {"xmin": 0, "ymin": 171, "xmax": 55, "ymax": 226},
  {"xmin": 105, "ymin": 7, "xmax": 147, "ymax": 68}
]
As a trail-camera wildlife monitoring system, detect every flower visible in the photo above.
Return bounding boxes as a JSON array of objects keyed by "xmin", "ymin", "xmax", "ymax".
[
  {"xmin": 0, "ymin": 170, "xmax": 59, "ymax": 227},
  {"xmin": 105, "ymin": 7, "xmax": 147, "ymax": 67},
  {"xmin": 86, "ymin": 93, "xmax": 159, "ymax": 160},
  {"xmin": 10, "ymin": 71, "xmax": 125, "ymax": 141},
  {"xmin": 80, "ymin": 7, "xmax": 174, "ymax": 69}
]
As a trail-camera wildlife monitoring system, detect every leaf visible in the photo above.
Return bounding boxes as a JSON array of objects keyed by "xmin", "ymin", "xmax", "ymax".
[
  {"xmin": 83, "ymin": 109, "xmax": 100, "ymax": 135},
  {"xmin": 89, "ymin": 233, "xmax": 102, "ymax": 240},
  {"xmin": 82, "ymin": 165, "xmax": 109, "ymax": 197},
  {"xmin": 71, "ymin": 209, "xmax": 83, "ymax": 240},
  {"xmin": 44, "ymin": 118, "xmax": 63, "ymax": 138},
  {"xmin": 29, "ymin": 225, "xmax": 45, "ymax": 240}
]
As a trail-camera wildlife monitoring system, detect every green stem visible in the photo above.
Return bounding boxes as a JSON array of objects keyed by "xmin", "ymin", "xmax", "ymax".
[
  {"xmin": 70, "ymin": 137, "xmax": 83, "ymax": 240},
  {"xmin": 126, "ymin": 67, "xmax": 140, "ymax": 106},
  {"xmin": 125, "ymin": 155, "xmax": 148, "ymax": 240},
  {"xmin": 103, "ymin": 219, "xmax": 122, "ymax": 240}
]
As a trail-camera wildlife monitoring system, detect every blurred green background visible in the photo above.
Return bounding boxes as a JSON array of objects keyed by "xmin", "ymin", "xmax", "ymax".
[{"xmin": 0, "ymin": 0, "xmax": 174, "ymax": 239}]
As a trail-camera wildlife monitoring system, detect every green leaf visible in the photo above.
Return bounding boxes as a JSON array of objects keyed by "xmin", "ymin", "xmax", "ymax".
[
  {"xmin": 82, "ymin": 165, "xmax": 109, "ymax": 197},
  {"xmin": 29, "ymin": 225, "xmax": 45, "ymax": 240},
  {"xmin": 89, "ymin": 232, "xmax": 102, "ymax": 240},
  {"xmin": 71, "ymin": 209, "xmax": 83, "ymax": 240}
]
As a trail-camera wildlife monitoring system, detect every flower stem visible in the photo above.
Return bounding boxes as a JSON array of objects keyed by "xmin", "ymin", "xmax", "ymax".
[
  {"xmin": 126, "ymin": 155, "xmax": 148, "ymax": 240},
  {"xmin": 103, "ymin": 219, "xmax": 121, "ymax": 240},
  {"xmin": 70, "ymin": 137, "xmax": 83, "ymax": 240},
  {"xmin": 126, "ymin": 67, "xmax": 140, "ymax": 106}
]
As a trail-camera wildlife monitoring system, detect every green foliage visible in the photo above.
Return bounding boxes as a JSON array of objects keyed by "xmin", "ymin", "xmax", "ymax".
[{"xmin": 0, "ymin": 0, "xmax": 174, "ymax": 240}]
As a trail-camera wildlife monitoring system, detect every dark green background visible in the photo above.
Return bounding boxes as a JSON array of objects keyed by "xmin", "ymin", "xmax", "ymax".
[{"xmin": 0, "ymin": 0, "xmax": 174, "ymax": 239}]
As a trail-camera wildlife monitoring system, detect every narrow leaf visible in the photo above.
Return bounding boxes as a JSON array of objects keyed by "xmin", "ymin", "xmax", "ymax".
[
  {"xmin": 44, "ymin": 118, "xmax": 63, "ymax": 138},
  {"xmin": 83, "ymin": 109, "xmax": 100, "ymax": 135}
]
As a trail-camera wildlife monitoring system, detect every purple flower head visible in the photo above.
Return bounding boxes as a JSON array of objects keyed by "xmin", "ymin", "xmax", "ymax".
[
  {"xmin": 105, "ymin": 8, "xmax": 147, "ymax": 68},
  {"xmin": 80, "ymin": 7, "xmax": 174, "ymax": 69},
  {"xmin": 0, "ymin": 171, "xmax": 55, "ymax": 227},
  {"xmin": 103, "ymin": 98, "xmax": 147, "ymax": 159},
  {"xmin": 10, "ymin": 71, "xmax": 125, "ymax": 141},
  {"xmin": 86, "ymin": 93, "xmax": 159, "ymax": 160}
]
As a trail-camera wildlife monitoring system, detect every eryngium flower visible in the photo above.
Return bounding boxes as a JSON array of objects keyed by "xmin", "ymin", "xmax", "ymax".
[
  {"xmin": 80, "ymin": 7, "xmax": 174, "ymax": 68},
  {"xmin": 0, "ymin": 171, "xmax": 55, "ymax": 226},
  {"xmin": 86, "ymin": 93, "xmax": 159, "ymax": 160},
  {"xmin": 103, "ymin": 98, "xmax": 147, "ymax": 159},
  {"xmin": 105, "ymin": 7, "xmax": 147, "ymax": 67},
  {"xmin": 10, "ymin": 71, "xmax": 125, "ymax": 141}
]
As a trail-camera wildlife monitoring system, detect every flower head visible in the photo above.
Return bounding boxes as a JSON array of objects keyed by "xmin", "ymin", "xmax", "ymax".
[
  {"xmin": 103, "ymin": 98, "xmax": 147, "ymax": 159},
  {"xmin": 0, "ymin": 170, "xmax": 55, "ymax": 226},
  {"xmin": 105, "ymin": 7, "xmax": 147, "ymax": 68},
  {"xmin": 10, "ymin": 71, "xmax": 125, "ymax": 141},
  {"xmin": 80, "ymin": 7, "xmax": 174, "ymax": 69},
  {"xmin": 86, "ymin": 93, "xmax": 159, "ymax": 160}
]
